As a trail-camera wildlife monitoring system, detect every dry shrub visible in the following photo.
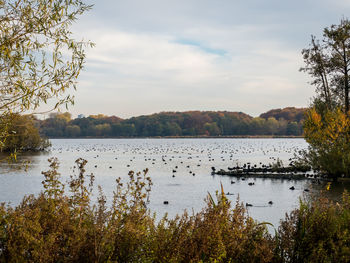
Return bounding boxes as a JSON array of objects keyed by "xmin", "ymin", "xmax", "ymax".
[
  {"xmin": 1, "ymin": 158, "xmax": 349, "ymax": 262},
  {"xmin": 275, "ymin": 191, "xmax": 350, "ymax": 263}
]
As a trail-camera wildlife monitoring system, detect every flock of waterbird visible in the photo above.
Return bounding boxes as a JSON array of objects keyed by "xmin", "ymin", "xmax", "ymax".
[{"xmin": 51, "ymin": 139, "xmax": 308, "ymax": 207}]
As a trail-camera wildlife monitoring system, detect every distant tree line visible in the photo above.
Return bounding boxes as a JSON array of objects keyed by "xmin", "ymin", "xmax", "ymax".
[{"xmin": 39, "ymin": 107, "xmax": 306, "ymax": 138}]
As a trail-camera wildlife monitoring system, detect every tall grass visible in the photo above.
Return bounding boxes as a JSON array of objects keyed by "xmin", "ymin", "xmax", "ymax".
[
  {"xmin": 275, "ymin": 191, "xmax": 350, "ymax": 263},
  {"xmin": 0, "ymin": 158, "xmax": 349, "ymax": 262}
]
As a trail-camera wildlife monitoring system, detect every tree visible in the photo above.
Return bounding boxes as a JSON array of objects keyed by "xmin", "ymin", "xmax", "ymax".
[
  {"xmin": 162, "ymin": 122, "xmax": 181, "ymax": 136},
  {"xmin": 265, "ymin": 117, "xmax": 279, "ymax": 135},
  {"xmin": 204, "ymin": 122, "xmax": 221, "ymax": 136},
  {"xmin": 0, "ymin": 113, "xmax": 50, "ymax": 152},
  {"xmin": 301, "ymin": 18, "xmax": 350, "ymax": 112},
  {"xmin": 65, "ymin": 125, "xmax": 80, "ymax": 137},
  {"xmin": 0, "ymin": 0, "xmax": 93, "ymax": 115},
  {"xmin": 302, "ymin": 108, "xmax": 350, "ymax": 179},
  {"xmin": 286, "ymin": 122, "xmax": 300, "ymax": 136},
  {"xmin": 0, "ymin": 0, "xmax": 93, "ymax": 148},
  {"xmin": 40, "ymin": 112, "xmax": 69, "ymax": 137},
  {"xmin": 51, "ymin": 112, "xmax": 72, "ymax": 123},
  {"xmin": 301, "ymin": 19, "xmax": 350, "ymax": 179},
  {"xmin": 300, "ymin": 36, "xmax": 332, "ymax": 108},
  {"xmin": 249, "ymin": 117, "xmax": 266, "ymax": 135},
  {"xmin": 95, "ymin": 123, "xmax": 111, "ymax": 137}
]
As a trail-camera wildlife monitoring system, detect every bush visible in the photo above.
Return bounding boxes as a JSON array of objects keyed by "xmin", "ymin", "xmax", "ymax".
[
  {"xmin": 275, "ymin": 191, "xmax": 350, "ymax": 263},
  {"xmin": 0, "ymin": 158, "xmax": 273, "ymax": 262},
  {"xmin": 1, "ymin": 158, "xmax": 350, "ymax": 262}
]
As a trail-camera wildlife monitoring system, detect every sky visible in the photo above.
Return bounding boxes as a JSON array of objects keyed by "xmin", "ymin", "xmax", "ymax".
[{"xmin": 57, "ymin": 0, "xmax": 350, "ymax": 118}]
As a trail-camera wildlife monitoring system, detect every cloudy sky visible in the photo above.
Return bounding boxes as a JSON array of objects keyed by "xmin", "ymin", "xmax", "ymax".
[{"xmin": 63, "ymin": 0, "xmax": 350, "ymax": 118}]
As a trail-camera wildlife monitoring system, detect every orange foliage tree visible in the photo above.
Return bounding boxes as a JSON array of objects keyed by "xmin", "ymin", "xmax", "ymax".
[
  {"xmin": 301, "ymin": 19, "xmax": 350, "ymax": 179},
  {"xmin": 303, "ymin": 108, "xmax": 350, "ymax": 179}
]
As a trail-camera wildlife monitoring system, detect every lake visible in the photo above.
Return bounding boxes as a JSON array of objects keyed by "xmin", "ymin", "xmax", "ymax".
[{"xmin": 1, "ymin": 138, "xmax": 349, "ymax": 229}]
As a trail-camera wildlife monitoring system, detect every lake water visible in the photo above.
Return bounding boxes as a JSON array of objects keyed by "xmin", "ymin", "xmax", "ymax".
[{"xmin": 1, "ymin": 138, "xmax": 349, "ymax": 229}]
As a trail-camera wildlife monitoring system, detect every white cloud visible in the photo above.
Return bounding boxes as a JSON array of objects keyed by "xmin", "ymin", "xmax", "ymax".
[
  {"xmin": 68, "ymin": 10, "xmax": 319, "ymax": 118},
  {"xmin": 34, "ymin": 0, "xmax": 350, "ymax": 118},
  {"xmin": 85, "ymin": 30, "xmax": 222, "ymax": 81}
]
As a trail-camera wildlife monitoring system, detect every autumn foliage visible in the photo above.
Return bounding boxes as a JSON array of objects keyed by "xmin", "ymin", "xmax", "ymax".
[
  {"xmin": 275, "ymin": 191, "xmax": 350, "ymax": 263},
  {"xmin": 302, "ymin": 108, "xmax": 350, "ymax": 179},
  {"xmin": 39, "ymin": 109, "xmax": 305, "ymax": 138},
  {"xmin": 0, "ymin": 114, "xmax": 50, "ymax": 152},
  {"xmin": 1, "ymin": 158, "xmax": 350, "ymax": 262},
  {"xmin": 0, "ymin": 158, "xmax": 274, "ymax": 262}
]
